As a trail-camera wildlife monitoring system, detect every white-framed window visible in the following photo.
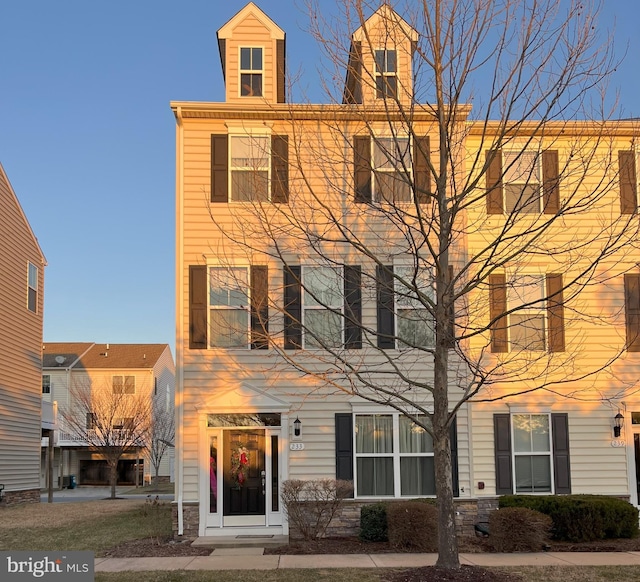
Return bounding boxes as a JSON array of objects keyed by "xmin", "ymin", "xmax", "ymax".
[
  {"xmin": 373, "ymin": 137, "xmax": 411, "ymax": 203},
  {"xmin": 302, "ymin": 266, "xmax": 343, "ymax": 349},
  {"xmin": 42, "ymin": 375, "xmax": 51, "ymax": 394},
  {"xmin": 375, "ymin": 49, "xmax": 397, "ymax": 99},
  {"xmin": 240, "ymin": 47, "xmax": 263, "ymax": 97},
  {"xmin": 508, "ymin": 275, "xmax": 546, "ymax": 351},
  {"xmin": 512, "ymin": 413, "xmax": 553, "ymax": 493},
  {"xmin": 113, "ymin": 375, "xmax": 135, "ymax": 394},
  {"xmin": 395, "ymin": 265, "xmax": 435, "ymax": 348},
  {"xmin": 230, "ymin": 135, "xmax": 269, "ymax": 201},
  {"xmin": 27, "ymin": 262, "xmax": 38, "ymax": 312},
  {"xmin": 503, "ymin": 151, "xmax": 542, "ymax": 213},
  {"xmin": 355, "ymin": 413, "xmax": 435, "ymax": 497},
  {"xmin": 209, "ymin": 266, "xmax": 250, "ymax": 349}
]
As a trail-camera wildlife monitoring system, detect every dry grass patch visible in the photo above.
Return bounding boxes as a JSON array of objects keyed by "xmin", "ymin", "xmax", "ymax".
[{"xmin": 0, "ymin": 499, "xmax": 170, "ymax": 555}]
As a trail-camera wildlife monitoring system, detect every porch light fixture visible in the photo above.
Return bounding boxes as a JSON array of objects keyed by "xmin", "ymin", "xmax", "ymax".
[
  {"xmin": 293, "ymin": 417, "xmax": 302, "ymax": 438},
  {"xmin": 614, "ymin": 411, "xmax": 624, "ymax": 438}
]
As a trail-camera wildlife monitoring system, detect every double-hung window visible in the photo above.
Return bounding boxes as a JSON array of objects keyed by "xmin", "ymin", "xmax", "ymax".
[
  {"xmin": 28, "ymin": 262, "xmax": 38, "ymax": 312},
  {"xmin": 395, "ymin": 266, "xmax": 435, "ymax": 348},
  {"xmin": 508, "ymin": 275, "xmax": 546, "ymax": 351},
  {"xmin": 209, "ymin": 266, "xmax": 250, "ymax": 349},
  {"xmin": 375, "ymin": 49, "xmax": 397, "ymax": 99},
  {"xmin": 113, "ymin": 375, "xmax": 135, "ymax": 394},
  {"xmin": 355, "ymin": 413, "xmax": 435, "ymax": 497},
  {"xmin": 240, "ymin": 47, "xmax": 263, "ymax": 97},
  {"xmin": 42, "ymin": 375, "xmax": 51, "ymax": 394},
  {"xmin": 302, "ymin": 266, "xmax": 343, "ymax": 349},
  {"xmin": 503, "ymin": 151, "xmax": 542, "ymax": 213},
  {"xmin": 373, "ymin": 137, "xmax": 411, "ymax": 203},
  {"xmin": 230, "ymin": 135, "xmax": 269, "ymax": 201},
  {"xmin": 512, "ymin": 413, "xmax": 552, "ymax": 493}
]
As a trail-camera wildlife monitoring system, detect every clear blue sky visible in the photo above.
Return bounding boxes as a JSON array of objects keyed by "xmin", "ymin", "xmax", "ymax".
[{"xmin": 1, "ymin": 1, "xmax": 638, "ymax": 355}]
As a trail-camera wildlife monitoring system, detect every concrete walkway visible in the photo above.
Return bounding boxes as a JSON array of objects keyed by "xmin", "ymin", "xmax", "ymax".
[{"xmin": 95, "ymin": 550, "xmax": 640, "ymax": 572}]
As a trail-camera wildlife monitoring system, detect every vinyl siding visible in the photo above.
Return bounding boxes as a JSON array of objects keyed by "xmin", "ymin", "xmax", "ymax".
[{"xmin": 0, "ymin": 165, "xmax": 45, "ymax": 494}]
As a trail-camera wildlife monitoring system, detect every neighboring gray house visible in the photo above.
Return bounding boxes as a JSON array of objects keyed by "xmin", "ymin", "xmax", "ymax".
[{"xmin": 0, "ymin": 162, "xmax": 46, "ymax": 505}]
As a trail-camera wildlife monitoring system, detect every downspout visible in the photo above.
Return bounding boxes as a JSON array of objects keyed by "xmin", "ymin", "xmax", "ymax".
[{"xmin": 175, "ymin": 105, "xmax": 185, "ymax": 536}]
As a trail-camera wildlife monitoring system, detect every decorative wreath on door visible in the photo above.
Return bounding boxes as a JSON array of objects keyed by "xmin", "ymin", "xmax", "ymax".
[{"xmin": 230, "ymin": 446, "xmax": 250, "ymax": 489}]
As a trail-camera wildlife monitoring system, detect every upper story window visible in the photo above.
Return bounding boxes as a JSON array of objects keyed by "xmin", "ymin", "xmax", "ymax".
[
  {"xmin": 42, "ymin": 375, "xmax": 51, "ymax": 394},
  {"xmin": 113, "ymin": 375, "xmax": 135, "ymax": 394},
  {"xmin": 394, "ymin": 266, "xmax": 435, "ymax": 348},
  {"xmin": 619, "ymin": 149, "xmax": 639, "ymax": 214},
  {"xmin": 240, "ymin": 47, "xmax": 263, "ymax": 97},
  {"xmin": 373, "ymin": 137, "xmax": 411, "ymax": 203},
  {"xmin": 489, "ymin": 273, "xmax": 565, "ymax": 353},
  {"xmin": 486, "ymin": 149, "xmax": 559, "ymax": 215},
  {"xmin": 375, "ymin": 49, "xmax": 397, "ymax": 99},
  {"xmin": 508, "ymin": 275, "xmax": 546, "ymax": 351},
  {"xmin": 302, "ymin": 266, "xmax": 343, "ymax": 349},
  {"xmin": 210, "ymin": 134, "xmax": 288, "ymax": 203},
  {"xmin": 209, "ymin": 266, "xmax": 250, "ymax": 349},
  {"xmin": 27, "ymin": 262, "xmax": 38, "ymax": 312},
  {"xmin": 230, "ymin": 136, "xmax": 269, "ymax": 201},
  {"xmin": 503, "ymin": 151, "xmax": 542, "ymax": 213}
]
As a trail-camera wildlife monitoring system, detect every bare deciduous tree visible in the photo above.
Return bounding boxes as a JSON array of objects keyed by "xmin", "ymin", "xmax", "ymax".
[
  {"xmin": 62, "ymin": 380, "xmax": 151, "ymax": 499},
  {"xmin": 207, "ymin": 0, "xmax": 638, "ymax": 569},
  {"xmin": 146, "ymin": 391, "xmax": 175, "ymax": 487}
]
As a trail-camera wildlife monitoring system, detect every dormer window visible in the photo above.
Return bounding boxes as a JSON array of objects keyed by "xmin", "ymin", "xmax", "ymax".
[
  {"xmin": 375, "ymin": 49, "xmax": 397, "ymax": 99},
  {"xmin": 240, "ymin": 47, "xmax": 263, "ymax": 97}
]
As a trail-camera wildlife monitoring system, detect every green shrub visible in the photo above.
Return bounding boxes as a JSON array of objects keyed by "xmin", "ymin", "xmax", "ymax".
[
  {"xmin": 489, "ymin": 507, "xmax": 552, "ymax": 552},
  {"xmin": 499, "ymin": 495, "xmax": 639, "ymax": 542},
  {"xmin": 386, "ymin": 501, "xmax": 438, "ymax": 551},
  {"xmin": 359, "ymin": 502, "xmax": 389, "ymax": 542}
]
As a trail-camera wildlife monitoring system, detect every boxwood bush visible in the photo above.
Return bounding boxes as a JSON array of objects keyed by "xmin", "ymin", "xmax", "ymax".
[
  {"xmin": 359, "ymin": 502, "xmax": 389, "ymax": 542},
  {"xmin": 489, "ymin": 507, "xmax": 552, "ymax": 551},
  {"xmin": 499, "ymin": 495, "xmax": 639, "ymax": 542},
  {"xmin": 387, "ymin": 501, "xmax": 438, "ymax": 551}
]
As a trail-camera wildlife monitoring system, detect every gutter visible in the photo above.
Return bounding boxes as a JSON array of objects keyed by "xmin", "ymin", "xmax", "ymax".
[{"xmin": 175, "ymin": 105, "xmax": 185, "ymax": 536}]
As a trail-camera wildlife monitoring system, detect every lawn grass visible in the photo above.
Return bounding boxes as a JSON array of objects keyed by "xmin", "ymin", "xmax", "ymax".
[
  {"xmin": 0, "ymin": 499, "xmax": 171, "ymax": 555},
  {"xmin": 94, "ymin": 567, "xmax": 640, "ymax": 582}
]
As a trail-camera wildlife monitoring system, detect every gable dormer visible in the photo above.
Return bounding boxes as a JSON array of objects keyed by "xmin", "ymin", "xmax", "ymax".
[
  {"xmin": 217, "ymin": 2, "xmax": 286, "ymax": 104},
  {"xmin": 343, "ymin": 4, "xmax": 417, "ymax": 106}
]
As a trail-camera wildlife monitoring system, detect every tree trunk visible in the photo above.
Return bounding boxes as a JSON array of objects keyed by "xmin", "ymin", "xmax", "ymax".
[{"xmin": 109, "ymin": 461, "xmax": 118, "ymax": 499}]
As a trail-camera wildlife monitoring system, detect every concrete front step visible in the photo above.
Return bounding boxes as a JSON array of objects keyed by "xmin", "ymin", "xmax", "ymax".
[{"xmin": 192, "ymin": 534, "xmax": 289, "ymax": 548}]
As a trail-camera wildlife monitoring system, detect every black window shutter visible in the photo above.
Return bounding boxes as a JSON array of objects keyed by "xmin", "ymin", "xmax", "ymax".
[
  {"xmin": 283, "ymin": 265, "xmax": 302, "ymax": 349},
  {"xmin": 414, "ymin": 136, "xmax": 431, "ymax": 204},
  {"xmin": 489, "ymin": 274, "xmax": 508, "ymax": 353},
  {"xmin": 354, "ymin": 136, "xmax": 372, "ymax": 202},
  {"xmin": 271, "ymin": 135, "xmax": 289, "ymax": 203},
  {"xmin": 376, "ymin": 265, "xmax": 395, "ymax": 349},
  {"xmin": 251, "ymin": 266, "xmax": 269, "ymax": 349},
  {"xmin": 551, "ymin": 413, "xmax": 571, "ymax": 494},
  {"xmin": 486, "ymin": 150, "xmax": 503, "ymax": 214},
  {"xmin": 335, "ymin": 413, "xmax": 354, "ymax": 496},
  {"xmin": 210, "ymin": 134, "xmax": 228, "ymax": 203},
  {"xmin": 494, "ymin": 414, "xmax": 513, "ymax": 495},
  {"xmin": 450, "ymin": 417, "xmax": 460, "ymax": 497},
  {"xmin": 546, "ymin": 274, "xmax": 565, "ymax": 353},
  {"xmin": 344, "ymin": 265, "xmax": 362, "ymax": 349},
  {"xmin": 619, "ymin": 151, "xmax": 637, "ymax": 215},
  {"xmin": 276, "ymin": 39, "xmax": 286, "ymax": 104},
  {"xmin": 189, "ymin": 265, "xmax": 207, "ymax": 349},
  {"xmin": 624, "ymin": 274, "xmax": 640, "ymax": 352},
  {"xmin": 542, "ymin": 150, "xmax": 560, "ymax": 214}
]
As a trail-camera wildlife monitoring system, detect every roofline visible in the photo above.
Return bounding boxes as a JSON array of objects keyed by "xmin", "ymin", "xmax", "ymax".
[{"xmin": 0, "ymin": 162, "xmax": 47, "ymax": 265}]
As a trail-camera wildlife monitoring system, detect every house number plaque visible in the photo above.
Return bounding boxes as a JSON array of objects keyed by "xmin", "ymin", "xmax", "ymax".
[{"xmin": 290, "ymin": 443, "xmax": 305, "ymax": 451}]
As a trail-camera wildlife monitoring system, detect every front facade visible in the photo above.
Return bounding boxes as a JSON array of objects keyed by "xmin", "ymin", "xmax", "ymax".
[
  {"xmin": 0, "ymin": 163, "xmax": 46, "ymax": 505},
  {"xmin": 41, "ymin": 342, "xmax": 175, "ymax": 488},
  {"xmin": 173, "ymin": 3, "xmax": 640, "ymax": 540}
]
